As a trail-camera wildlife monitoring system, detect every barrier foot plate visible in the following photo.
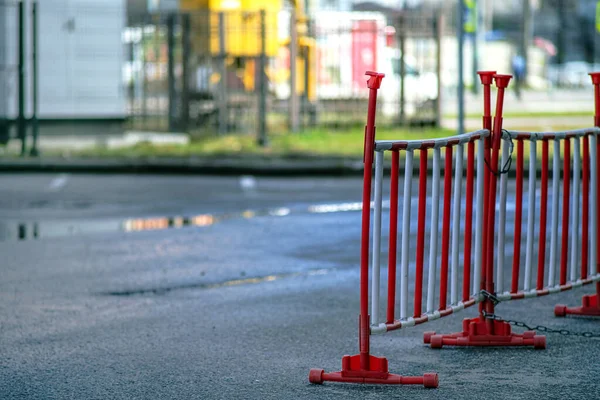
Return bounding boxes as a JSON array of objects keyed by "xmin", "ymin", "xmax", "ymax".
[
  {"xmin": 423, "ymin": 317, "xmax": 546, "ymax": 349},
  {"xmin": 309, "ymin": 354, "xmax": 438, "ymax": 387},
  {"xmin": 555, "ymin": 294, "xmax": 600, "ymax": 317}
]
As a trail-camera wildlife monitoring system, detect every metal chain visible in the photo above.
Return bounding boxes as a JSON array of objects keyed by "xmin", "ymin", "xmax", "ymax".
[
  {"xmin": 484, "ymin": 129, "xmax": 514, "ymax": 176},
  {"xmin": 482, "ymin": 310, "xmax": 600, "ymax": 338}
]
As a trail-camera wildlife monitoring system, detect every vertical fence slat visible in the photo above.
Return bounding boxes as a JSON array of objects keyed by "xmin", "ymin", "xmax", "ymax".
[
  {"xmin": 549, "ymin": 139, "xmax": 561, "ymax": 287},
  {"xmin": 536, "ymin": 140, "xmax": 549, "ymax": 290},
  {"xmin": 400, "ymin": 150, "xmax": 414, "ymax": 320},
  {"xmin": 414, "ymin": 149, "xmax": 428, "ymax": 317},
  {"xmin": 536, "ymin": 140, "xmax": 548, "ymax": 290},
  {"xmin": 570, "ymin": 137, "xmax": 581, "ymax": 282},
  {"xmin": 427, "ymin": 148, "xmax": 441, "ymax": 313},
  {"xmin": 524, "ymin": 139, "xmax": 537, "ymax": 291},
  {"xmin": 451, "ymin": 144, "xmax": 464, "ymax": 305},
  {"xmin": 370, "ymin": 151, "xmax": 384, "ymax": 324},
  {"xmin": 439, "ymin": 146, "xmax": 453, "ymax": 310},
  {"xmin": 497, "ymin": 138, "xmax": 509, "ymax": 293},
  {"xmin": 473, "ymin": 139, "xmax": 485, "ymax": 295},
  {"xmin": 511, "ymin": 139, "xmax": 524, "ymax": 293},
  {"xmin": 582, "ymin": 136, "xmax": 590, "ymax": 280},
  {"xmin": 386, "ymin": 151, "xmax": 400, "ymax": 324},
  {"xmin": 560, "ymin": 138, "xmax": 571, "ymax": 285},
  {"xmin": 463, "ymin": 141, "xmax": 475, "ymax": 301},
  {"xmin": 591, "ymin": 135, "xmax": 598, "ymax": 280}
]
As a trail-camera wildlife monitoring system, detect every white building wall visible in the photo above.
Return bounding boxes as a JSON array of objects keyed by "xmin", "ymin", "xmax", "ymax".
[{"xmin": 2, "ymin": 0, "xmax": 126, "ymax": 120}]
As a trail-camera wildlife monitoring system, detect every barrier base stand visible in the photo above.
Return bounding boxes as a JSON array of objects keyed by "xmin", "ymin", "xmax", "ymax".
[
  {"xmin": 309, "ymin": 354, "xmax": 438, "ymax": 387},
  {"xmin": 555, "ymin": 294, "xmax": 600, "ymax": 317},
  {"xmin": 423, "ymin": 317, "xmax": 546, "ymax": 349}
]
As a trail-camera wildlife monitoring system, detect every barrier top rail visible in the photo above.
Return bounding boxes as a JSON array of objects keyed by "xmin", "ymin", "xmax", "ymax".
[
  {"xmin": 503, "ymin": 127, "xmax": 600, "ymax": 140},
  {"xmin": 375, "ymin": 129, "xmax": 490, "ymax": 151}
]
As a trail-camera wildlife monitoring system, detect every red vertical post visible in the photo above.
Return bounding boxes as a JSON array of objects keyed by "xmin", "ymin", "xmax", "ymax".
[
  {"xmin": 477, "ymin": 71, "xmax": 496, "ymax": 310},
  {"xmin": 484, "ymin": 74, "xmax": 511, "ymax": 332},
  {"xmin": 582, "ymin": 135, "xmax": 590, "ymax": 280},
  {"xmin": 537, "ymin": 140, "xmax": 549, "ymax": 290},
  {"xmin": 439, "ymin": 146, "xmax": 453, "ymax": 311},
  {"xmin": 511, "ymin": 139, "xmax": 524, "ymax": 293},
  {"xmin": 387, "ymin": 151, "xmax": 399, "ymax": 324},
  {"xmin": 560, "ymin": 139, "xmax": 571, "ymax": 286},
  {"xmin": 359, "ymin": 71, "xmax": 384, "ymax": 370},
  {"xmin": 591, "ymin": 73, "xmax": 600, "ymax": 300},
  {"xmin": 414, "ymin": 149, "xmax": 428, "ymax": 317},
  {"xmin": 463, "ymin": 141, "xmax": 475, "ymax": 302}
]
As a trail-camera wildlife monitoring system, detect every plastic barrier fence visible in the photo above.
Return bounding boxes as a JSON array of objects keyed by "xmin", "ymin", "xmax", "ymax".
[{"xmin": 309, "ymin": 71, "xmax": 600, "ymax": 388}]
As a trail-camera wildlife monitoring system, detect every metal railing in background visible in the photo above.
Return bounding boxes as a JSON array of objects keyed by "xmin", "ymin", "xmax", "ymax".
[
  {"xmin": 125, "ymin": 8, "xmax": 445, "ymax": 138},
  {"xmin": 0, "ymin": 0, "xmax": 38, "ymax": 155}
]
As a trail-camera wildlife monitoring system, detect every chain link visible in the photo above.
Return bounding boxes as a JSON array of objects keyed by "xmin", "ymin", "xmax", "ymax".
[
  {"xmin": 482, "ymin": 310, "xmax": 600, "ymax": 338},
  {"xmin": 484, "ymin": 129, "xmax": 515, "ymax": 176}
]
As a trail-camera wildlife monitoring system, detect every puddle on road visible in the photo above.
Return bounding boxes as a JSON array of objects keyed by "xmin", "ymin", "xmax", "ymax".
[
  {"xmin": 102, "ymin": 268, "xmax": 332, "ymax": 297},
  {"xmin": 0, "ymin": 201, "xmax": 365, "ymax": 242}
]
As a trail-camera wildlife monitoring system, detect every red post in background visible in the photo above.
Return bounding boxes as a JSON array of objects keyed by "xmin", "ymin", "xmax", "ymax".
[
  {"xmin": 477, "ymin": 71, "xmax": 495, "ymax": 311},
  {"xmin": 554, "ymin": 72, "xmax": 600, "ymax": 317}
]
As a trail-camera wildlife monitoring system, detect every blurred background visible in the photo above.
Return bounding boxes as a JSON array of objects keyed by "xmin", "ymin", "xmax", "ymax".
[{"xmin": 0, "ymin": 0, "xmax": 599, "ymax": 155}]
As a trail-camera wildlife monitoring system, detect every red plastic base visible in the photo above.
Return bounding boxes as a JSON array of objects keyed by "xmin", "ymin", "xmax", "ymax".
[
  {"xmin": 423, "ymin": 317, "xmax": 546, "ymax": 349},
  {"xmin": 309, "ymin": 354, "xmax": 438, "ymax": 387},
  {"xmin": 555, "ymin": 294, "xmax": 600, "ymax": 317}
]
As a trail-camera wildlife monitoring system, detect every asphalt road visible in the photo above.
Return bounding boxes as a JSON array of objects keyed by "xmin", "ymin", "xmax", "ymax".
[{"xmin": 1, "ymin": 173, "xmax": 600, "ymax": 399}]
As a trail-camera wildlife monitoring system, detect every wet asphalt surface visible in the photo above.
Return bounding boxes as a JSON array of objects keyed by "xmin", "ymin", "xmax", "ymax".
[{"xmin": 1, "ymin": 173, "xmax": 600, "ymax": 399}]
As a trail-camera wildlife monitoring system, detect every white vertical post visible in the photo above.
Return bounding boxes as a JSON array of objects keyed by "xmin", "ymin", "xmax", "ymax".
[
  {"xmin": 371, "ymin": 151, "xmax": 384, "ymax": 324},
  {"xmin": 450, "ymin": 144, "xmax": 464, "ymax": 305},
  {"xmin": 473, "ymin": 138, "xmax": 485, "ymax": 295},
  {"xmin": 549, "ymin": 139, "xmax": 561, "ymax": 287},
  {"xmin": 524, "ymin": 139, "xmax": 537, "ymax": 291},
  {"xmin": 426, "ymin": 148, "xmax": 441, "ymax": 313},
  {"xmin": 590, "ymin": 134, "xmax": 598, "ymax": 276},
  {"xmin": 570, "ymin": 137, "xmax": 581, "ymax": 282},
  {"xmin": 497, "ymin": 137, "xmax": 509, "ymax": 293},
  {"xmin": 400, "ymin": 150, "xmax": 414, "ymax": 320}
]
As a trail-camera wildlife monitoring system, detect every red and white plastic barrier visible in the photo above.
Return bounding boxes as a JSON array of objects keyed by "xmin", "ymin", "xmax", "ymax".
[{"xmin": 309, "ymin": 71, "xmax": 600, "ymax": 387}]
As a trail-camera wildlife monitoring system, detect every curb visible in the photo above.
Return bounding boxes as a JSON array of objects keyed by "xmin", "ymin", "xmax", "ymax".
[{"xmin": 0, "ymin": 157, "xmax": 367, "ymax": 176}]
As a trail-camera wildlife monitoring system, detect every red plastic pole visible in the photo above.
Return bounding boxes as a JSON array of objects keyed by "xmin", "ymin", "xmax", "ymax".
[
  {"xmin": 387, "ymin": 150, "xmax": 399, "ymax": 324},
  {"xmin": 477, "ymin": 71, "xmax": 495, "ymax": 310},
  {"xmin": 582, "ymin": 135, "xmax": 590, "ymax": 280},
  {"xmin": 463, "ymin": 141, "xmax": 475, "ymax": 302},
  {"xmin": 537, "ymin": 140, "xmax": 549, "ymax": 290},
  {"xmin": 359, "ymin": 71, "xmax": 384, "ymax": 370},
  {"xmin": 591, "ymin": 73, "xmax": 600, "ymax": 300},
  {"xmin": 560, "ymin": 138, "xmax": 571, "ymax": 286},
  {"xmin": 511, "ymin": 139, "xmax": 524, "ymax": 293},
  {"xmin": 439, "ymin": 145, "xmax": 453, "ymax": 311},
  {"xmin": 414, "ymin": 149, "xmax": 428, "ymax": 317},
  {"xmin": 484, "ymin": 74, "xmax": 511, "ymax": 332},
  {"xmin": 597, "ymin": 136, "xmax": 600, "ymax": 298}
]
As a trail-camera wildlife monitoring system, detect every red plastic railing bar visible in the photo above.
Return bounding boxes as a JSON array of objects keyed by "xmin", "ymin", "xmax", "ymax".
[
  {"xmin": 560, "ymin": 138, "xmax": 571, "ymax": 286},
  {"xmin": 386, "ymin": 150, "xmax": 400, "ymax": 324},
  {"xmin": 381, "ymin": 298, "xmax": 479, "ymax": 332},
  {"xmin": 463, "ymin": 141, "xmax": 475, "ymax": 302},
  {"xmin": 596, "ymin": 132, "xmax": 600, "ymax": 295},
  {"xmin": 439, "ymin": 145, "xmax": 453, "ymax": 311},
  {"xmin": 537, "ymin": 140, "xmax": 549, "ymax": 290},
  {"xmin": 497, "ymin": 274, "xmax": 600, "ymax": 302},
  {"xmin": 582, "ymin": 135, "xmax": 590, "ymax": 280},
  {"xmin": 504, "ymin": 128, "xmax": 600, "ymax": 140},
  {"xmin": 374, "ymin": 129, "xmax": 490, "ymax": 152},
  {"xmin": 511, "ymin": 139, "xmax": 524, "ymax": 293},
  {"xmin": 414, "ymin": 149, "xmax": 428, "ymax": 318}
]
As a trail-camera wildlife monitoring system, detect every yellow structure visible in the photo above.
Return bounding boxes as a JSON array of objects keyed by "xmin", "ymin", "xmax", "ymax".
[
  {"xmin": 180, "ymin": 0, "xmax": 315, "ymax": 100},
  {"xmin": 180, "ymin": 0, "xmax": 280, "ymax": 57}
]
